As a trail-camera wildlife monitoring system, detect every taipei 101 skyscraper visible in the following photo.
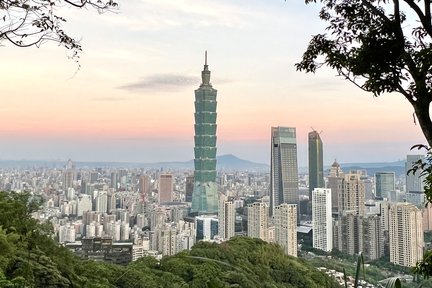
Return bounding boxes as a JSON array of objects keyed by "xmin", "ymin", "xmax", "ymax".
[{"xmin": 191, "ymin": 52, "xmax": 219, "ymax": 215}]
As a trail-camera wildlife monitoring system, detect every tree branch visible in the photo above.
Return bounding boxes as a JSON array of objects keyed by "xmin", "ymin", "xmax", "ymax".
[{"xmin": 403, "ymin": 0, "xmax": 432, "ymax": 37}]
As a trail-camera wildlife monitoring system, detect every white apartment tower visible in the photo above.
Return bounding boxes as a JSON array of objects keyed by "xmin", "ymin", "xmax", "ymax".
[
  {"xmin": 218, "ymin": 195, "xmax": 235, "ymax": 241},
  {"xmin": 389, "ymin": 203, "xmax": 424, "ymax": 267},
  {"xmin": 247, "ymin": 202, "xmax": 269, "ymax": 241},
  {"xmin": 274, "ymin": 203, "xmax": 297, "ymax": 257},
  {"xmin": 312, "ymin": 188, "xmax": 332, "ymax": 252}
]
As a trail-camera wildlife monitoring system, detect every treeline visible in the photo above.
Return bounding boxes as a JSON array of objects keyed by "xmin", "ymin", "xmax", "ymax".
[{"xmin": 0, "ymin": 191, "xmax": 340, "ymax": 287}]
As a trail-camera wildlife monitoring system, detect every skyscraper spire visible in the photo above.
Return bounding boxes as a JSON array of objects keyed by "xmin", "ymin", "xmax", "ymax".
[
  {"xmin": 192, "ymin": 52, "xmax": 218, "ymax": 215},
  {"xmin": 201, "ymin": 50, "xmax": 211, "ymax": 86}
]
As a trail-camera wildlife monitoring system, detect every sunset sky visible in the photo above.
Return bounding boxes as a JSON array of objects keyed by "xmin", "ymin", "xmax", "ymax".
[{"xmin": 0, "ymin": 0, "xmax": 426, "ymax": 166}]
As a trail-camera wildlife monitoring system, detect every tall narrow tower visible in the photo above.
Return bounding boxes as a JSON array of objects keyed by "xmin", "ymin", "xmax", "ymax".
[
  {"xmin": 270, "ymin": 127, "xmax": 298, "ymax": 216},
  {"xmin": 191, "ymin": 52, "xmax": 219, "ymax": 215},
  {"xmin": 308, "ymin": 130, "xmax": 324, "ymax": 199}
]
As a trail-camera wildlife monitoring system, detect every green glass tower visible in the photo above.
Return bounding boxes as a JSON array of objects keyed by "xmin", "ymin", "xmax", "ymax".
[
  {"xmin": 191, "ymin": 52, "xmax": 219, "ymax": 215},
  {"xmin": 308, "ymin": 130, "xmax": 324, "ymax": 199}
]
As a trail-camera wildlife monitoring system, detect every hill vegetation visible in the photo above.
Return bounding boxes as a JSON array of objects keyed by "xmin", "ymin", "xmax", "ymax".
[{"xmin": 0, "ymin": 191, "xmax": 339, "ymax": 287}]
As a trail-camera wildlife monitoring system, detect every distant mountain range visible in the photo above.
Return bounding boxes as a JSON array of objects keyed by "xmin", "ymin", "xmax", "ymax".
[
  {"xmin": 0, "ymin": 154, "xmax": 269, "ymax": 172},
  {"xmin": 0, "ymin": 157, "xmax": 409, "ymax": 175}
]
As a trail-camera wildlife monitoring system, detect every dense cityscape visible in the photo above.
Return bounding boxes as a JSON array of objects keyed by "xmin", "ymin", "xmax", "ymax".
[{"xmin": 0, "ymin": 57, "xmax": 430, "ymax": 287}]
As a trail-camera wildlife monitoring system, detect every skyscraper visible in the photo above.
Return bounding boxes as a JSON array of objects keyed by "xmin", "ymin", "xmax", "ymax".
[
  {"xmin": 339, "ymin": 172, "xmax": 366, "ymax": 217},
  {"xmin": 312, "ymin": 188, "xmax": 332, "ymax": 252},
  {"xmin": 375, "ymin": 172, "xmax": 395, "ymax": 200},
  {"xmin": 63, "ymin": 158, "xmax": 75, "ymax": 191},
  {"xmin": 218, "ymin": 195, "xmax": 235, "ymax": 240},
  {"xmin": 327, "ymin": 160, "xmax": 344, "ymax": 213},
  {"xmin": 139, "ymin": 175, "xmax": 151, "ymax": 203},
  {"xmin": 191, "ymin": 52, "xmax": 219, "ymax": 215},
  {"xmin": 159, "ymin": 174, "xmax": 173, "ymax": 203},
  {"xmin": 406, "ymin": 154, "xmax": 425, "ymax": 193},
  {"xmin": 247, "ymin": 202, "xmax": 269, "ymax": 241},
  {"xmin": 274, "ymin": 203, "xmax": 297, "ymax": 257},
  {"xmin": 363, "ymin": 215, "xmax": 384, "ymax": 261},
  {"xmin": 308, "ymin": 130, "xmax": 324, "ymax": 199},
  {"xmin": 389, "ymin": 202, "xmax": 424, "ymax": 267},
  {"xmin": 270, "ymin": 126, "xmax": 299, "ymax": 216}
]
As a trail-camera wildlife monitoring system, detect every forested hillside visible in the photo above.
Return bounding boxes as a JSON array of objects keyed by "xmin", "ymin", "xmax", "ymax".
[{"xmin": 0, "ymin": 191, "xmax": 340, "ymax": 287}]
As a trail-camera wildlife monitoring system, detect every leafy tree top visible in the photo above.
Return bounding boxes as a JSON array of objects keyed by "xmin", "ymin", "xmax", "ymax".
[
  {"xmin": 0, "ymin": 1, "xmax": 118, "ymax": 63},
  {"xmin": 296, "ymin": 0, "xmax": 432, "ymax": 146}
]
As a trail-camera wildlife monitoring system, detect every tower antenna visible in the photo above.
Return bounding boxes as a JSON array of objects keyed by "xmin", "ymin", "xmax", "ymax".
[{"xmin": 205, "ymin": 50, "xmax": 207, "ymax": 65}]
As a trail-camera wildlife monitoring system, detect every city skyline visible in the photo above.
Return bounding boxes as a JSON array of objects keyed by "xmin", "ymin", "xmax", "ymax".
[{"xmin": 0, "ymin": 0, "xmax": 426, "ymax": 166}]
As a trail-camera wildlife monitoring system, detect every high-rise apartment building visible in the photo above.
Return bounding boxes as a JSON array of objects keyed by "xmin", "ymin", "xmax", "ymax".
[
  {"xmin": 375, "ymin": 172, "xmax": 395, "ymax": 200},
  {"xmin": 406, "ymin": 155, "xmax": 425, "ymax": 193},
  {"xmin": 339, "ymin": 210, "xmax": 363, "ymax": 255},
  {"xmin": 363, "ymin": 215, "xmax": 384, "ymax": 261},
  {"xmin": 247, "ymin": 202, "xmax": 269, "ymax": 241},
  {"xmin": 339, "ymin": 172, "xmax": 365, "ymax": 216},
  {"xmin": 185, "ymin": 175, "xmax": 194, "ymax": 203},
  {"xmin": 139, "ymin": 175, "xmax": 151, "ymax": 203},
  {"xmin": 327, "ymin": 160, "xmax": 344, "ymax": 213},
  {"xmin": 159, "ymin": 174, "xmax": 173, "ymax": 203},
  {"xmin": 63, "ymin": 158, "xmax": 75, "ymax": 191},
  {"xmin": 389, "ymin": 203, "xmax": 424, "ymax": 267},
  {"xmin": 218, "ymin": 195, "xmax": 235, "ymax": 240},
  {"xmin": 191, "ymin": 52, "xmax": 219, "ymax": 215},
  {"xmin": 274, "ymin": 203, "xmax": 297, "ymax": 257},
  {"xmin": 312, "ymin": 188, "xmax": 332, "ymax": 252},
  {"xmin": 308, "ymin": 131, "xmax": 324, "ymax": 199},
  {"xmin": 270, "ymin": 126, "xmax": 298, "ymax": 216}
]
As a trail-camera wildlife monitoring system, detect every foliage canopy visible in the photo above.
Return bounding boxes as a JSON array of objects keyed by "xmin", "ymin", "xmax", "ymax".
[
  {"xmin": 0, "ymin": 191, "xmax": 339, "ymax": 287},
  {"xmin": 0, "ymin": 1, "xmax": 118, "ymax": 62},
  {"xmin": 296, "ymin": 0, "xmax": 432, "ymax": 147}
]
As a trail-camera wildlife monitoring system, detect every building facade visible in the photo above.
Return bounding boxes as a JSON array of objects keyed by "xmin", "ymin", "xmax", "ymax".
[
  {"xmin": 158, "ymin": 174, "xmax": 173, "ymax": 203},
  {"xmin": 308, "ymin": 131, "xmax": 324, "ymax": 199},
  {"xmin": 389, "ymin": 202, "xmax": 424, "ymax": 267},
  {"xmin": 375, "ymin": 172, "xmax": 395, "ymax": 200},
  {"xmin": 406, "ymin": 155, "xmax": 425, "ymax": 194},
  {"xmin": 270, "ymin": 126, "xmax": 298, "ymax": 216},
  {"xmin": 247, "ymin": 202, "xmax": 269, "ymax": 241},
  {"xmin": 312, "ymin": 188, "xmax": 332, "ymax": 252},
  {"xmin": 274, "ymin": 203, "xmax": 297, "ymax": 257},
  {"xmin": 191, "ymin": 52, "xmax": 219, "ymax": 215},
  {"xmin": 218, "ymin": 195, "xmax": 235, "ymax": 240},
  {"xmin": 327, "ymin": 161, "xmax": 344, "ymax": 213}
]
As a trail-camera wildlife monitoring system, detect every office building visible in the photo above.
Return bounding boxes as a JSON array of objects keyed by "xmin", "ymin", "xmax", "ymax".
[
  {"xmin": 158, "ymin": 174, "xmax": 173, "ymax": 203},
  {"xmin": 312, "ymin": 188, "xmax": 332, "ymax": 252},
  {"xmin": 406, "ymin": 155, "xmax": 425, "ymax": 193},
  {"xmin": 270, "ymin": 126, "xmax": 298, "ymax": 216},
  {"xmin": 218, "ymin": 195, "xmax": 235, "ymax": 240},
  {"xmin": 195, "ymin": 215, "xmax": 219, "ymax": 241},
  {"xmin": 375, "ymin": 172, "xmax": 395, "ymax": 200},
  {"xmin": 308, "ymin": 131, "xmax": 324, "ymax": 199},
  {"xmin": 389, "ymin": 203, "xmax": 424, "ymax": 267},
  {"xmin": 274, "ymin": 203, "xmax": 297, "ymax": 257},
  {"xmin": 191, "ymin": 52, "xmax": 219, "ymax": 215},
  {"xmin": 247, "ymin": 202, "xmax": 269, "ymax": 241}
]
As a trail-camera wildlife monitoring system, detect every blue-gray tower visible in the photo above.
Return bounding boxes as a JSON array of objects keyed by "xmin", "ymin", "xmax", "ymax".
[{"xmin": 191, "ymin": 52, "xmax": 219, "ymax": 215}]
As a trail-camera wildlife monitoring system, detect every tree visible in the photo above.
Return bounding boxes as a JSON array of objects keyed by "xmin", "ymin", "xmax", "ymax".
[
  {"xmin": 296, "ymin": 0, "xmax": 432, "ymax": 147},
  {"xmin": 296, "ymin": 0, "xmax": 432, "ymax": 279},
  {"xmin": 0, "ymin": 0, "xmax": 118, "ymax": 62}
]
